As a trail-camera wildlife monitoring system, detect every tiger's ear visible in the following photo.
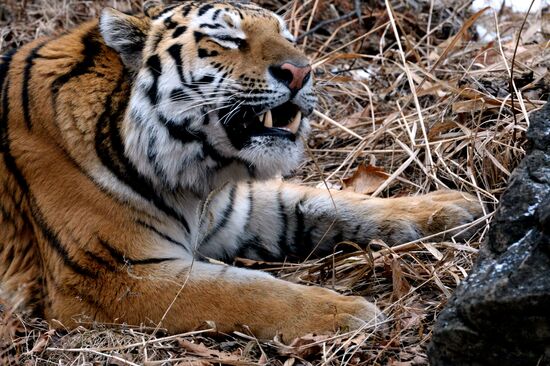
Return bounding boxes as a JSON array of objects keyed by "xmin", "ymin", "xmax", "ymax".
[{"xmin": 99, "ymin": 8, "xmax": 151, "ymax": 71}]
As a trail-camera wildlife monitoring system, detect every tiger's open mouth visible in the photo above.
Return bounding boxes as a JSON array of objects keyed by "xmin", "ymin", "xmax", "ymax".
[
  {"xmin": 220, "ymin": 101, "xmax": 305, "ymax": 149},
  {"xmin": 256, "ymin": 102, "xmax": 302, "ymax": 135}
]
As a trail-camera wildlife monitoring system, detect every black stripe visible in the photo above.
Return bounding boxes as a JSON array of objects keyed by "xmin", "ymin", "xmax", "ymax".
[
  {"xmin": 181, "ymin": 4, "xmax": 192, "ymax": 17},
  {"xmin": 301, "ymin": 225, "xmax": 316, "ymax": 258},
  {"xmin": 158, "ymin": 113, "xmax": 236, "ymax": 169},
  {"xmin": 237, "ymin": 89, "xmax": 277, "ymax": 95},
  {"xmin": 198, "ymin": 4, "xmax": 214, "ymax": 16},
  {"xmin": 194, "ymin": 31, "xmax": 205, "ymax": 43},
  {"xmin": 212, "ymin": 9, "xmax": 222, "ymax": 21},
  {"xmin": 0, "ymin": 203, "xmax": 13, "ymax": 224},
  {"xmin": 30, "ymin": 198, "xmax": 97, "ymax": 277},
  {"xmin": 146, "ymin": 133, "xmax": 168, "ymax": 182},
  {"xmin": 276, "ymin": 190, "xmax": 289, "ymax": 253},
  {"xmin": 185, "ymin": 75, "xmax": 208, "ymax": 91},
  {"xmin": 22, "ymin": 42, "xmax": 47, "ymax": 129},
  {"xmin": 198, "ymin": 48, "xmax": 219, "ymax": 58},
  {"xmin": 164, "ymin": 16, "xmax": 177, "ymax": 29},
  {"xmin": 0, "ymin": 49, "xmax": 17, "ymax": 96},
  {"xmin": 202, "ymin": 140, "xmax": 231, "ymax": 165},
  {"xmin": 146, "ymin": 55, "xmax": 162, "ymax": 105},
  {"xmin": 136, "ymin": 219, "xmax": 188, "ymax": 249},
  {"xmin": 213, "ymin": 35, "xmax": 244, "ymax": 44},
  {"xmin": 51, "ymin": 31, "xmax": 100, "ymax": 101},
  {"xmin": 98, "ymin": 238, "xmax": 177, "ymax": 266},
  {"xmin": 152, "ymin": 4, "xmax": 178, "ymax": 19},
  {"xmin": 150, "ymin": 31, "xmax": 164, "ymax": 52},
  {"xmin": 167, "ymin": 44, "xmax": 184, "ymax": 83},
  {"xmin": 201, "ymin": 184, "xmax": 237, "ymax": 245},
  {"xmin": 169, "ymin": 88, "xmax": 184, "ymax": 101},
  {"xmin": 85, "ymin": 250, "xmax": 117, "ymax": 272},
  {"xmin": 332, "ymin": 230, "xmax": 343, "ymax": 246},
  {"xmin": 291, "ymin": 200, "xmax": 317, "ymax": 259},
  {"xmin": 172, "ymin": 26, "xmax": 188, "ymax": 38},
  {"xmin": 1, "ymin": 67, "xmax": 26, "ymax": 194},
  {"xmin": 236, "ymin": 235, "xmax": 279, "ymax": 261},
  {"xmin": 200, "ymin": 23, "xmax": 223, "ymax": 29},
  {"xmin": 244, "ymin": 181, "xmax": 253, "ymax": 229},
  {"xmin": 351, "ymin": 224, "xmax": 361, "ymax": 241},
  {"xmin": 0, "ymin": 49, "xmax": 17, "ymax": 155},
  {"xmin": 233, "ymin": 181, "xmax": 254, "ymax": 255},
  {"xmin": 94, "ymin": 72, "xmax": 191, "ymax": 233},
  {"xmin": 196, "ymin": 75, "xmax": 215, "ymax": 85},
  {"xmin": 160, "ymin": 113, "xmax": 203, "ymax": 144},
  {"xmin": 132, "ymin": 257, "xmax": 178, "ymax": 265},
  {"xmin": 292, "ymin": 200, "xmax": 305, "ymax": 249},
  {"xmin": 50, "ymin": 278, "xmax": 107, "ymax": 316}
]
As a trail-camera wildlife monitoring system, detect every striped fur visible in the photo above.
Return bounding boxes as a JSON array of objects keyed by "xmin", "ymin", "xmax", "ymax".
[{"xmin": 0, "ymin": 1, "xmax": 482, "ymax": 340}]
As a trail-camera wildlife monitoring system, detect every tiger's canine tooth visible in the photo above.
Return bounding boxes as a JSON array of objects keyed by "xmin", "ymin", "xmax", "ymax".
[
  {"xmin": 288, "ymin": 111, "xmax": 301, "ymax": 134},
  {"xmin": 264, "ymin": 109, "xmax": 273, "ymax": 128},
  {"xmin": 259, "ymin": 113, "xmax": 265, "ymax": 122}
]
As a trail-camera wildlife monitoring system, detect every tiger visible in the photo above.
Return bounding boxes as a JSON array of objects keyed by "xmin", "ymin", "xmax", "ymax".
[{"xmin": 0, "ymin": 0, "xmax": 482, "ymax": 340}]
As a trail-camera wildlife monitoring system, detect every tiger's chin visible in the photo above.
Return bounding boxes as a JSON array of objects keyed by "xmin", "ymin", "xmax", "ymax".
[{"xmin": 237, "ymin": 118, "xmax": 310, "ymax": 180}]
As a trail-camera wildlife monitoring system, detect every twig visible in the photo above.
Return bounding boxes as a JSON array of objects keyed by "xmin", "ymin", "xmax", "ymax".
[
  {"xmin": 313, "ymin": 109, "xmax": 363, "ymax": 140},
  {"xmin": 45, "ymin": 348, "xmax": 141, "ymax": 366},
  {"xmin": 296, "ymin": 11, "xmax": 355, "ymax": 41},
  {"xmin": 510, "ymin": 0, "xmax": 536, "ymax": 143}
]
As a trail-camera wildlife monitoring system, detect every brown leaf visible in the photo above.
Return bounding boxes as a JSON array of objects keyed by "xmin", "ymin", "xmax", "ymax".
[
  {"xmin": 452, "ymin": 98, "xmax": 495, "ymax": 114},
  {"xmin": 175, "ymin": 361, "xmax": 211, "ymax": 366},
  {"xmin": 278, "ymin": 334, "xmax": 333, "ymax": 359},
  {"xmin": 400, "ymin": 306, "xmax": 426, "ymax": 331},
  {"xmin": 342, "ymin": 164, "xmax": 388, "ymax": 195},
  {"xmin": 177, "ymin": 339, "xmax": 242, "ymax": 362},
  {"xmin": 389, "ymin": 360, "xmax": 414, "ymax": 366},
  {"xmin": 427, "ymin": 121, "xmax": 458, "ymax": 140},
  {"xmin": 27, "ymin": 329, "xmax": 55, "ymax": 354},
  {"xmin": 391, "ymin": 258, "xmax": 411, "ymax": 302}
]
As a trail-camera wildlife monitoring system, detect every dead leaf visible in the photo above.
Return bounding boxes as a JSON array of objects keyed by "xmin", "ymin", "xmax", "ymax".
[
  {"xmin": 400, "ymin": 306, "xmax": 426, "ymax": 331},
  {"xmin": 342, "ymin": 164, "xmax": 388, "ymax": 195},
  {"xmin": 428, "ymin": 121, "xmax": 458, "ymax": 140},
  {"xmin": 27, "ymin": 329, "xmax": 55, "ymax": 354},
  {"xmin": 452, "ymin": 98, "xmax": 494, "ymax": 114},
  {"xmin": 177, "ymin": 339, "xmax": 242, "ymax": 362},
  {"xmin": 283, "ymin": 358, "xmax": 296, "ymax": 366},
  {"xmin": 175, "ymin": 361, "xmax": 211, "ymax": 366},
  {"xmin": 391, "ymin": 258, "xmax": 411, "ymax": 302},
  {"xmin": 389, "ymin": 360, "xmax": 414, "ymax": 366},
  {"xmin": 278, "ymin": 334, "xmax": 333, "ymax": 359}
]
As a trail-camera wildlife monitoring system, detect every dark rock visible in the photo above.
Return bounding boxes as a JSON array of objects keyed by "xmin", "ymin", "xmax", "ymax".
[{"xmin": 428, "ymin": 101, "xmax": 550, "ymax": 366}]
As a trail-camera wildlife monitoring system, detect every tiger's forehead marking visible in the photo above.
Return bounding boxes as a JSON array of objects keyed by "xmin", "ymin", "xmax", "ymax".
[{"xmin": 152, "ymin": 2, "xmax": 293, "ymax": 44}]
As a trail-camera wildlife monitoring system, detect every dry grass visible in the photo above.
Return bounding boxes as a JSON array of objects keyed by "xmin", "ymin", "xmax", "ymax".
[{"xmin": 1, "ymin": 0, "xmax": 549, "ymax": 365}]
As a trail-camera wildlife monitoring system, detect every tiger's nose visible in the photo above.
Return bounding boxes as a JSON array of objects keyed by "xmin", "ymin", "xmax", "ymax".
[{"xmin": 269, "ymin": 63, "xmax": 312, "ymax": 93}]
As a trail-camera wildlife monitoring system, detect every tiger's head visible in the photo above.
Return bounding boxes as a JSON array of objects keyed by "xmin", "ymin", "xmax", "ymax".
[{"xmin": 99, "ymin": 1, "xmax": 316, "ymax": 192}]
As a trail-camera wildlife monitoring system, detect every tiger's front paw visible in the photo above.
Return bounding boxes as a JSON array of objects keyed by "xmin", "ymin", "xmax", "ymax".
[
  {"xmin": 412, "ymin": 190, "xmax": 483, "ymax": 240},
  {"xmin": 278, "ymin": 286, "xmax": 386, "ymax": 341}
]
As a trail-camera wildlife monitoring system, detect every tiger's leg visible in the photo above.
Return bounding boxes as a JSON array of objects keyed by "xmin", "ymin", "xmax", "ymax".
[
  {"xmin": 197, "ymin": 180, "xmax": 483, "ymax": 262},
  {"xmin": 0, "ymin": 162, "xmax": 43, "ymax": 313},
  {"xmin": 54, "ymin": 259, "xmax": 384, "ymax": 341}
]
